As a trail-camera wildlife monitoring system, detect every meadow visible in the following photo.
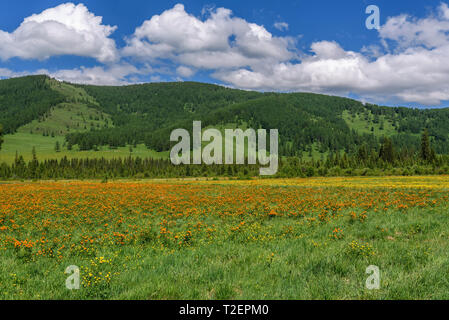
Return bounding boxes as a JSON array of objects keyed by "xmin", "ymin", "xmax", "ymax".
[
  {"xmin": 0, "ymin": 133, "xmax": 168, "ymax": 164},
  {"xmin": 1, "ymin": 176, "xmax": 449, "ymax": 300}
]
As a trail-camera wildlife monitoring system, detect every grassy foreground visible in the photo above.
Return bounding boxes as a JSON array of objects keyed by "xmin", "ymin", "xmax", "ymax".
[{"xmin": 1, "ymin": 176, "xmax": 449, "ymax": 300}]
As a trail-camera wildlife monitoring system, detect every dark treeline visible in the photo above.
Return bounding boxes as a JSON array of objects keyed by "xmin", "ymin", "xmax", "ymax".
[
  {"xmin": 2, "ymin": 131, "xmax": 448, "ymax": 180},
  {"xmin": 0, "ymin": 152, "xmax": 447, "ymax": 180},
  {"xmin": 0, "ymin": 154, "xmax": 261, "ymax": 180}
]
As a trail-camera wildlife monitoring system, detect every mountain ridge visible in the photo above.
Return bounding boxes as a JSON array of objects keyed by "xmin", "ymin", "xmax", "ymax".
[{"xmin": 1, "ymin": 75, "xmax": 449, "ymax": 161}]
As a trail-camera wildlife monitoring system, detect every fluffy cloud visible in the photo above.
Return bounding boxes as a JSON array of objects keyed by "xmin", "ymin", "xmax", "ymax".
[
  {"xmin": 0, "ymin": 3, "xmax": 118, "ymax": 63},
  {"xmin": 4, "ymin": 2, "xmax": 449, "ymax": 105},
  {"xmin": 213, "ymin": 3, "xmax": 449, "ymax": 105},
  {"xmin": 123, "ymin": 4, "xmax": 295, "ymax": 70},
  {"xmin": 0, "ymin": 68, "xmax": 24, "ymax": 79},
  {"xmin": 274, "ymin": 22, "xmax": 289, "ymax": 32},
  {"xmin": 40, "ymin": 63, "xmax": 151, "ymax": 85},
  {"xmin": 215, "ymin": 42, "xmax": 449, "ymax": 105},
  {"xmin": 379, "ymin": 6, "xmax": 449, "ymax": 50},
  {"xmin": 120, "ymin": 3, "xmax": 449, "ymax": 105},
  {"xmin": 176, "ymin": 66, "xmax": 195, "ymax": 78},
  {"xmin": 213, "ymin": 41, "xmax": 370, "ymax": 93}
]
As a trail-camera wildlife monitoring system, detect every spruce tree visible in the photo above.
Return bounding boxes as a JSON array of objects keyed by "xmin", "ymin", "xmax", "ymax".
[
  {"xmin": 379, "ymin": 137, "xmax": 395, "ymax": 163},
  {"xmin": 32, "ymin": 146, "xmax": 38, "ymax": 163},
  {"xmin": 420, "ymin": 129, "xmax": 435, "ymax": 162},
  {"xmin": 0, "ymin": 124, "xmax": 3, "ymax": 151},
  {"xmin": 29, "ymin": 147, "xmax": 39, "ymax": 179}
]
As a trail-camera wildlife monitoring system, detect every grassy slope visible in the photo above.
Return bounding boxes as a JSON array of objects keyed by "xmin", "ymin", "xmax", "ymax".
[
  {"xmin": 0, "ymin": 133, "xmax": 167, "ymax": 163},
  {"xmin": 0, "ymin": 79, "xmax": 168, "ymax": 163},
  {"xmin": 342, "ymin": 110, "xmax": 397, "ymax": 137},
  {"xmin": 20, "ymin": 78, "xmax": 113, "ymax": 136},
  {"xmin": 17, "ymin": 102, "xmax": 113, "ymax": 136}
]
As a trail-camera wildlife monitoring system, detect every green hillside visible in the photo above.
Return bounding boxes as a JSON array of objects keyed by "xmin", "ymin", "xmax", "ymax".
[
  {"xmin": 1, "ymin": 75, "xmax": 449, "ymax": 165},
  {"xmin": 16, "ymin": 78, "xmax": 113, "ymax": 137},
  {"xmin": 0, "ymin": 76, "xmax": 65, "ymax": 134}
]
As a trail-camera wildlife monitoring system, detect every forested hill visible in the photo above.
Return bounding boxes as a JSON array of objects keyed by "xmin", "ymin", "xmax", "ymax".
[
  {"xmin": 1, "ymin": 75, "xmax": 449, "ymax": 158},
  {"xmin": 0, "ymin": 75, "xmax": 65, "ymax": 134}
]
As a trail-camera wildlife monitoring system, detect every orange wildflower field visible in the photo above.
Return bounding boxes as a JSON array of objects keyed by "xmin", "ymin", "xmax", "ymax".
[{"xmin": 1, "ymin": 176, "xmax": 449, "ymax": 299}]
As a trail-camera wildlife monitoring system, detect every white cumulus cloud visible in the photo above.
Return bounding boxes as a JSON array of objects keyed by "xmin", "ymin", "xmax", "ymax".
[
  {"xmin": 4, "ymin": 2, "xmax": 449, "ymax": 105},
  {"xmin": 40, "ymin": 63, "xmax": 152, "ymax": 85},
  {"xmin": 0, "ymin": 3, "xmax": 118, "ymax": 63},
  {"xmin": 213, "ymin": 3, "xmax": 449, "ymax": 105},
  {"xmin": 176, "ymin": 66, "xmax": 195, "ymax": 78},
  {"xmin": 123, "ymin": 4, "xmax": 295, "ymax": 70}
]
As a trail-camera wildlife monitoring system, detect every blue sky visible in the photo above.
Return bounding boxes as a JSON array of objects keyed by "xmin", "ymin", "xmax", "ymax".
[{"xmin": 1, "ymin": 0, "xmax": 448, "ymax": 107}]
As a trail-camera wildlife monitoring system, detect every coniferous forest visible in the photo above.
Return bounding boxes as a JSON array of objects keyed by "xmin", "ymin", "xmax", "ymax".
[{"xmin": 1, "ymin": 75, "xmax": 449, "ymax": 180}]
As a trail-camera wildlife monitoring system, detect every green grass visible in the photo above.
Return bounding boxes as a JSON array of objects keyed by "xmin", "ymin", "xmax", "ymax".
[
  {"xmin": 2, "ymin": 203, "xmax": 448, "ymax": 299},
  {"xmin": 1, "ymin": 179, "xmax": 449, "ymax": 299},
  {"xmin": 46, "ymin": 78, "xmax": 97, "ymax": 105},
  {"xmin": 299, "ymin": 142, "xmax": 329, "ymax": 162},
  {"xmin": 343, "ymin": 110, "xmax": 398, "ymax": 137},
  {"xmin": 0, "ymin": 133, "xmax": 168, "ymax": 164},
  {"xmin": 81, "ymin": 205, "xmax": 449, "ymax": 299},
  {"xmin": 18, "ymin": 103, "xmax": 113, "ymax": 136},
  {"xmin": 1, "ymin": 121, "xmax": 260, "ymax": 164}
]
